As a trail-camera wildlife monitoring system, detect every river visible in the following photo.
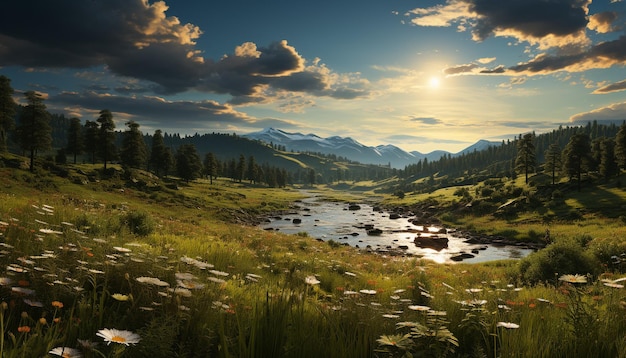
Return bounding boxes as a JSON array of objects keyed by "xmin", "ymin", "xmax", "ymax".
[{"xmin": 260, "ymin": 195, "xmax": 534, "ymax": 263}]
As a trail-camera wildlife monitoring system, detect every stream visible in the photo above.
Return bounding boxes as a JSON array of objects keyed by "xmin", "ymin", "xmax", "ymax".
[{"xmin": 260, "ymin": 195, "xmax": 535, "ymax": 263}]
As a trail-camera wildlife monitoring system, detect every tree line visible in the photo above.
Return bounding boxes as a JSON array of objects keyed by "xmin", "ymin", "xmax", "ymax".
[
  {"xmin": 399, "ymin": 120, "xmax": 626, "ymax": 192},
  {"xmin": 0, "ymin": 75, "xmax": 295, "ymax": 187}
]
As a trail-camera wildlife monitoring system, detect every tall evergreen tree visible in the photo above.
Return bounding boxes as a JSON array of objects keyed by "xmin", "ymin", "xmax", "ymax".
[
  {"xmin": 515, "ymin": 133, "xmax": 536, "ymax": 184},
  {"xmin": 563, "ymin": 132, "xmax": 591, "ymax": 191},
  {"xmin": 149, "ymin": 129, "xmax": 172, "ymax": 177},
  {"xmin": 236, "ymin": 154, "xmax": 246, "ymax": 183},
  {"xmin": 83, "ymin": 120, "xmax": 99, "ymax": 164},
  {"xmin": 246, "ymin": 155, "xmax": 257, "ymax": 184},
  {"xmin": 120, "ymin": 120, "xmax": 147, "ymax": 169},
  {"xmin": 66, "ymin": 117, "xmax": 84, "ymax": 164},
  {"xmin": 96, "ymin": 110, "xmax": 117, "ymax": 170},
  {"xmin": 203, "ymin": 152, "xmax": 218, "ymax": 184},
  {"xmin": 544, "ymin": 143, "xmax": 562, "ymax": 185},
  {"xmin": 0, "ymin": 75, "xmax": 16, "ymax": 152},
  {"xmin": 615, "ymin": 122, "xmax": 626, "ymax": 171},
  {"xmin": 599, "ymin": 137, "xmax": 618, "ymax": 182},
  {"xmin": 175, "ymin": 144, "xmax": 202, "ymax": 182},
  {"xmin": 15, "ymin": 91, "xmax": 51, "ymax": 171}
]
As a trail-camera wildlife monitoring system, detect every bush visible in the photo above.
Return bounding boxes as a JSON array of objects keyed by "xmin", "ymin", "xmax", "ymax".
[
  {"xmin": 123, "ymin": 210, "xmax": 155, "ymax": 236},
  {"xmin": 518, "ymin": 238, "xmax": 599, "ymax": 284}
]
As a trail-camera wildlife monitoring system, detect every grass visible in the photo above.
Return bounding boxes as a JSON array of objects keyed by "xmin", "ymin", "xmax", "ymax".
[{"xmin": 0, "ymin": 159, "xmax": 626, "ymax": 357}]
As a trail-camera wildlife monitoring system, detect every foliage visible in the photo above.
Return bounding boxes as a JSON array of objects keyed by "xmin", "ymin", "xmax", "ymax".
[
  {"xmin": 517, "ymin": 237, "xmax": 599, "ymax": 284},
  {"xmin": 562, "ymin": 132, "xmax": 591, "ymax": 191},
  {"xmin": 122, "ymin": 210, "xmax": 155, "ymax": 236},
  {"xmin": 149, "ymin": 129, "xmax": 173, "ymax": 177},
  {"xmin": 15, "ymin": 91, "xmax": 52, "ymax": 171},
  {"xmin": 175, "ymin": 143, "xmax": 202, "ymax": 182},
  {"xmin": 515, "ymin": 133, "xmax": 536, "ymax": 184},
  {"xmin": 66, "ymin": 117, "xmax": 84, "ymax": 164},
  {"xmin": 0, "ymin": 75, "xmax": 16, "ymax": 152},
  {"xmin": 96, "ymin": 109, "xmax": 117, "ymax": 169},
  {"xmin": 120, "ymin": 120, "xmax": 148, "ymax": 169}
]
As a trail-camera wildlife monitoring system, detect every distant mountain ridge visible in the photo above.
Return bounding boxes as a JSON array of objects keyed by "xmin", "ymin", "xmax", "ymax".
[{"xmin": 243, "ymin": 128, "xmax": 500, "ymax": 169}]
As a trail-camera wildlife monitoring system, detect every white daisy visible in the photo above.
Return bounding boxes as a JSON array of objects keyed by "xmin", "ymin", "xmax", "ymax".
[{"xmin": 96, "ymin": 328, "xmax": 141, "ymax": 346}]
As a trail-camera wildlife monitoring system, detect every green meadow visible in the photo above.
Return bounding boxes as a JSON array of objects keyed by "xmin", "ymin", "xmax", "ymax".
[{"xmin": 1, "ymin": 159, "xmax": 626, "ymax": 357}]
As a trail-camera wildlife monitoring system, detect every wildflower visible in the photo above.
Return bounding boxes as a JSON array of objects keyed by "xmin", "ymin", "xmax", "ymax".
[
  {"xmin": 209, "ymin": 270, "xmax": 229, "ymax": 277},
  {"xmin": 113, "ymin": 246, "xmax": 132, "ymax": 253},
  {"xmin": 17, "ymin": 325, "xmax": 31, "ymax": 333},
  {"xmin": 408, "ymin": 305, "xmax": 430, "ymax": 311},
  {"xmin": 96, "ymin": 328, "xmax": 141, "ymax": 346},
  {"xmin": 11, "ymin": 287, "xmax": 35, "ymax": 295},
  {"xmin": 207, "ymin": 277, "xmax": 226, "ymax": 284},
  {"xmin": 23, "ymin": 298, "xmax": 43, "ymax": 307},
  {"xmin": 382, "ymin": 314, "xmax": 400, "ymax": 319},
  {"xmin": 360, "ymin": 289, "xmax": 377, "ymax": 295},
  {"xmin": 175, "ymin": 272, "xmax": 197, "ymax": 280},
  {"xmin": 305, "ymin": 275, "xmax": 320, "ymax": 285},
  {"xmin": 497, "ymin": 322, "xmax": 520, "ymax": 329},
  {"xmin": 603, "ymin": 281, "xmax": 624, "ymax": 289},
  {"xmin": 136, "ymin": 276, "xmax": 169, "ymax": 287},
  {"xmin": 111, "ymin": 293, "xmax": 130, "ymax": 301},
  {"xmin": 49, "ymin": 347, "xmax": 83, "ymax": 358},
  {"xmin": 559, "ymin": 274, "xmax": 587, "ymax": 284},
  {"xmin": 52, "ymin": 300, "xmax": 64, "ymax": 309}
]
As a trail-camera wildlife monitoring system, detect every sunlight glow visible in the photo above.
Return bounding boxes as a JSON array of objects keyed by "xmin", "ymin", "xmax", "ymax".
[{"xmin": 429, "ymin": 77, "xmax": 441, "ymax": 88}]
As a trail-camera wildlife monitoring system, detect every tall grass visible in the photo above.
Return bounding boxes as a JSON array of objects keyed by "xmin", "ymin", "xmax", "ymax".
[{"xmin": 1, "ymin": 166, "xmax": 626, "ymax": 357}]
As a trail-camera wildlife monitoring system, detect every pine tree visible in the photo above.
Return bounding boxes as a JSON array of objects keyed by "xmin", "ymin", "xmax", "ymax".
[
  {"xmin": 0, "ymin": 75, "xmax": 16, "ymax": 152},
  {"xmin": 544, "ymin": 143, "xmax": 562, "ymax": 185},
  {"xmin": 615, "ymin": 122, "xmax": 626, "ymax": 170},
  {"xmin": 515, "ymin": 133, "xmax": 536, "ymax": 184},
  {"xmin": 563, "ymin": 132, "xmax": 591, "ymax": 191},
  {"xmin": 599, "ymin": 137, "xmax": 618, "ymax": 182},
  {"xmin": 16, "ymin": 91, "xmax": 51, "ymax": 171},
  {"xmin": 236, "ymin": 154, "xmax": 246, "ymax": 183},
  {"xmin": 203, "ymin": 152, "xmax": 217, "ymax": 184},
  {"xmin": 246, "ymin": 155, "xmax": 257, "ymax": 184},
  {"xmin": 66, "ymin": 117, "xmax": 84, "ymax": 164},
  {"xmin": 149, "ymin": 129, "xmax": 172, "ymax": 177},
  {"xmin": 83, "ymin": 120, "xmax": 99, "ymax": 164},
  {"xmin": 120, "ymin": 120, "xmax": 147, "ymax": 169},
  {"xmin": 175, "ymin": 144, "xmax": 202, "ymax": 182},
  {"xmin": 96, "ymin": 109, "xmax": 117, "ymax": 170}
]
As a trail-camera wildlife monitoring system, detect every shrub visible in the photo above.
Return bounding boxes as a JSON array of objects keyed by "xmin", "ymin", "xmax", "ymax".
[
  {"xmin": 123, "ymin": 210, "xmax": 155, "ymax": 236},
  {"xmin": 518, "ymin": 238, "xmax": 599, "ymax": 284}
]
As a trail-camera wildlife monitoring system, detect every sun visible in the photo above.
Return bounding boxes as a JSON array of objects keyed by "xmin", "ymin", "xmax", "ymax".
[{"xmin": 429, "ymin": 76, "xmax": 441, "ymax": 88}]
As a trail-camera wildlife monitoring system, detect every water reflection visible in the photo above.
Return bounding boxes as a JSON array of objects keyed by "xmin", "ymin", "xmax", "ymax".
[{"xmin": 260, "ymin": 196, "xmax": 534, "ymax": 263}]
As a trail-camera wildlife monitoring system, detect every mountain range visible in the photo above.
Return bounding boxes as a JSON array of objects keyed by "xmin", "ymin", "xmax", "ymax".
[{"xmin": 243, "ymin": 128, "xmax": 500, "ymax": 169}]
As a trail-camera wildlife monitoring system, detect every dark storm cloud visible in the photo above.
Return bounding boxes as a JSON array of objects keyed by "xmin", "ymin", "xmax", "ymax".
[
  {"xmin": 0, "ymin": 0, "xmax": 360, "ymax": 102},
  {"xmin": 50, "ymin": 91, "xmax": 254, "ymax": 126},
  {"xmin": 468, "ymin": 0, "xmax": 590, "ymax": 41}
]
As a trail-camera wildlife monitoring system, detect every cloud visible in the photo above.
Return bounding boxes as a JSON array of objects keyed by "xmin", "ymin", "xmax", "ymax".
[
  {"xmin": 0, "ymin": 0, "xmax": 365, "ymax": 102},
  {"xmin": 569, "ymin": 101, "xmax": 626, "ymax": 123},
  {"xmin": 444, "ymin": 63, "xmax": 480, "ymax": 75},
  {"xmin": 48, "ymin": 91, "xmax": 255, "ymax": 129},
  {"xmin": 507, "ymin": 35, "xmax": 626, "ymax": 74},
  {"xmin": 407, "ymin": 0, "xmax": 592, "ymax": 49},
  {"xmin": 410, "ymin": 117, "xmax": 443, "ymax": 125},
  {"xmin": 593, "ymin": 79, "xmax": 626, "ymax": 94},
  {"xmin": 588, "ymin": 12, "xmax": 619, "ymax": 33}
]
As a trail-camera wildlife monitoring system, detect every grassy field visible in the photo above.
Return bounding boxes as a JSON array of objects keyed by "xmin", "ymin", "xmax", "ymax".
[{"xmin": 1, "ymin": 158, "xmax": 626, "ymax": 357}]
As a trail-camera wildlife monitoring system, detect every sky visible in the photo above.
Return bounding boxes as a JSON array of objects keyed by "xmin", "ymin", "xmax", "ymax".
[{"xmin": 1, "ymin": 0, "xmax": 625, "ymax": 153}]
